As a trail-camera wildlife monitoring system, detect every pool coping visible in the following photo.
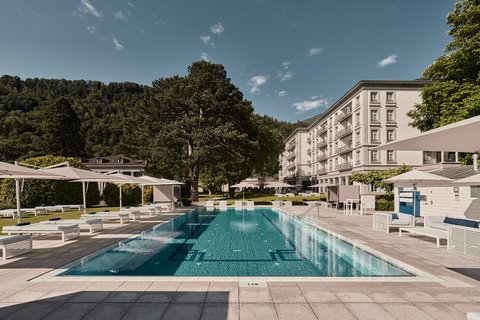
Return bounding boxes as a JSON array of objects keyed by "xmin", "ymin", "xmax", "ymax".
[{"xmin": 31, "ymin": 206, "xmax": 442, "ymax": 283}]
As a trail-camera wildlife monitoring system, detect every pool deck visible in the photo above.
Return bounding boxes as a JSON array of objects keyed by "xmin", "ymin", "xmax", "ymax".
[{"xmin": 0, "ymin": 205, "xmax": 479, "ymax": 319}]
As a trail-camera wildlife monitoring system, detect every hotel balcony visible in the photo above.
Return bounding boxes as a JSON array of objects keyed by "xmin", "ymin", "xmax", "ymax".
[
  {"xmin": 317, "ymin": 154, "xmax": 328, "ymax": 161},
  {"xmin": 337, "ymin": 109, "xmax": 352, "ymax": 123},
  {"xmin": 307, "ymin": 148, "xmax": 311, "ymax": 155},
  {"xmin": 369, "ymin": 140, "xmax": 381, "ymax": 145},
  {"xmin": 287, "ymin": 162, "xmax": 297, "ymax": 170},
  {"xmin": 317, "ymin": 168, "xmax": 327, "ymax": 175},
  {"xmin": 338, "ymin": 162, "xmax": 353, "ymax": 171},
  {"xmin": 286, "ymin": 152, "xmax": 296, "ymax": 160},
  {"xmin": 317, "ymin": 141, "xmax": 328, "ymax": 149},
  {"xmin": 307, "ymin": 136, "xmax": 311, "ymax": 144},
  {"xmin": 337, "ymin": 145, "xmax": 353, "ymax": 155},
  {"xmin": 335, "ymin": 126, "xmax": 352, "ymax": 139},
  {"xmin": 386, "ymin": 119, "xmax": 397, "ymax": 126},
  {"xmin": 287, "ymin": 141, "xmax": 296, "ymax": 150},
  {"xmin": 317, "ymin": 126, "xmax": 328, "ymax": 136}
]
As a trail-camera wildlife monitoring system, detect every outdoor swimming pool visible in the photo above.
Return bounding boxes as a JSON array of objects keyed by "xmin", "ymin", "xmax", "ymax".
[{"xmin": 61, "ymin": 207, "xmax": 411, "ymax": 277}]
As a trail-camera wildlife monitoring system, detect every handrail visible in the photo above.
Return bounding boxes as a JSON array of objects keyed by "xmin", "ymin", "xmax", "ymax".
[{"xmin": 298, "ymin": 202, "xmax": 320, "ymax": 219}]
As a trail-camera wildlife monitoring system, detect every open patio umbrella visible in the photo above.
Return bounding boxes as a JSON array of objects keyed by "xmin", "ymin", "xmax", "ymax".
[
  {"xmin": 107, "ymin": 173, "xmax": 154, "ymax": 208},
  {"xmin": 373, "ymin": 115, "xmax": 480, "ymax": 153},
  {"xmin": 42, "ymin": 164, "xmax": 127, "ymax": 214},
  {"xmin": 385, "ymin": 170, "xmax": 453, "ymax": 227},
  {"xmin": 0, "ymin": 161, "xmax": 65, "ymax": 221},
  {"xmin": 230, "ymin": 181, "xmax": 258, "ymax": 202},
  {"xmin": 264, "ymin": 181, "xmax": 294, "ymax": 200}
]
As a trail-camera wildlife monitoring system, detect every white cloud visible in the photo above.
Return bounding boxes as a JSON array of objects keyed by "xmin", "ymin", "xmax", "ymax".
[
  {"xmin": 277, "ymin": 61, "xmax": 293, "ymax": 82},
  {"xmin": 293, "ymin": 97, "xmax": 329, "ymax": 114},
  {"xmin": 200, "ymin": 53, "xmax": 210, "ymax": 62},
  {"xmin": 78, "ymin": 0, "xmax": 102, "ymax": 18},
  {"xmin": 377, "ymin": 54, "xmax": 398, "ymax": 68},
  {"xmin": 112, "ymin": 36, "xmax": 124, "ymax": 50},
  {"xmin": 114, "ymin": 10, "xmax": 128, "ymax": 21},
  {"xmin": 278, "ymin": 91, "xmax": 287, "ymax": 97},
  {"xmin": 200, "ymin": 35, "xmax": 214, "ymax": 46},
  {"xmin": 126, "ymin": 1, "xmax": 134, "ymax": 7},
  {"xmin": 308, "ymin": 47, "xmax": 323, "ymax": 57},
  {"xmin": 86, "ymin": 25, "xmax": 96, "ymax": 34},
  {"xmin": 210, "ymin": 22, "xmax": 225, "ymax": 35},
  {"xmin": 247, "ymin": 75, "xmax": 269, "ymax": 94}
]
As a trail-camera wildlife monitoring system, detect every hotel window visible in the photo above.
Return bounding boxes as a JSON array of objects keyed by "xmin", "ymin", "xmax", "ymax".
[
  {"xmin": 387, "ymin": 150, "xmax": 395, "ymax": 162},
  {"xmin": 356, "ymin": 150, "xmax": 361, "ymax": 164},
  {"xmin": 370, "ymin": 150, "xmax": 379, "ymax": 162},
  {"xmin": 370, "ymin": 109, "xmax": 379, "ymax": 122},
  {"xmin": 355, "ymin": 95, "xmax": 360, "ymax": 106},
  {"xmin": 355, "ymin": 131, "xmax": 360, "ymax": 145},
  {"xmin": 471, "ymin": 186, "xmax": 480, "ymax": 198},
  {"xmin": 386, "ymin": 91, "xmax": 395, "ymax": 103},
  {"xmin": 386, "ymin": 109, "xmax": 395, "ymax": 122},
  {"xmin": 370, "ymin": 91, "xmax": 379, "ymax": 103},
  {"xmin": 386, "ymin": 129, "xmax": 395, "ymax": 142},
  {"xmin": 371, "ymin": 129, "xmax": 379, "ymax": 143}
]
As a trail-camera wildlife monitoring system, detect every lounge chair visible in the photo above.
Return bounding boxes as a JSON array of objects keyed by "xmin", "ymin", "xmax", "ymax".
[
  {"xmin": 234, "ymin": 200, "xmax": 243, "ymax": 210},
  {"xmin": 373, "ymin": 212, "xmax": 413, "ymax": 233},
  {"xmin": 0, "ymin": 235, "xmax": 32, "ymax": 260},
  {"xmin": 206, "ymin": 200, "xmax": 215, "ymax": 207},
  {"xmin": 246, "ymin": 201, "xmax": 254, "ymax": 209},
  {"xmin": 81, "ymin": 211, "xmax": 130, "ymax": 224},
  {"xmin": 218, "ymin": 200, "xmax": 227, "ymax": 208},
  {"xmin": 3, "ymin": 223, "xmax": 80, "ymax": 242},
  {"xmin": 0, "ymin": 209, "xmax": 26, "ymax": 218},
  {"xmin": 282, "ymin": 201, "xmax": 293, "ymax": 207},
  {"xmin": 41, "ymin": 218, "xmax": 103, "ymax": 234},
  {"xmin": 271, "ymin": 200, "xmax": 282, "ymax": 207}
]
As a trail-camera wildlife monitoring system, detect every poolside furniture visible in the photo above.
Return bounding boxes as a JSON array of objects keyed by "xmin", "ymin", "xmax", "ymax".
[
  {"xmin": 41, "ymin": 219, "xmax": 103, "ymax": 234},
  {"xmin": 425, "ymin": 216, "xmax": 480, "ymax": 258},
  {"xmin": 282, "ymin": 201, "xmax": 293, "ymax": 207},
  {"xmin": 234, "ymin": 200, "xmax": 243, "ymax": 209},
  {"xmin": 271, "ymin": 200, "xmax": 282, "ymax": 207},
  {"xmin": 399, "ymin": 227, "xmax": 447, "ymax": 248},
  {"xmin": 373, "ymin": 212, "xmax": 413, "ymax": 233},
  {"xmin": 304, "ymin": 201, "xmax": 318, "ymax": 207},
  {"xmin": 24, "ymin": 207, "xmax": 47, "ymax": 216},
  {"xmin": 81, "ymin": 211, "xmax": 131, "ymax": 224},
  {"xmin": 467, "ymin": 312, "xmax": 480, "ymax": 320},
  {"xmin": 343, "ymin": 199, "xmax": 360, "ymax": 215},
  {"xmin": 246, "ymin": 201, "xmax": 254, "ymax": 209},
  {"xmin": 0, "ymin": 235, "xmax": 32, "ymax": 260},
  {"xmin": 206, "ymin": 200, "xmax": 214, "ymax": 208},
  {"xmin": 67, "ymin": 204, "xmax": 85, "ymax": 211},
  {"xmin": 0, "ymin": 209, "xmax": 26, "ymax": 218},
  {"xmin": 286, "ymin": 193, "xmax": 295, "ymax": 197},
  {"xmin": 218, "ymin": 200, "xmax": 227, "ymax": 208},
  {"xmin": 3, "ymin": 223, "xmax": 80, "ymax": 242}
]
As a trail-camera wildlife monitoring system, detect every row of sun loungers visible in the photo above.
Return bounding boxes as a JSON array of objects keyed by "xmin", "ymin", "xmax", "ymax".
[
  {"xmin": 0, "ymin": 204, "xmax": 176, "ymax": 259},
  {"xmin": 0, "ymin": 205, "xmax": 86, "ymax": 219},
  {"xmin": 206, "ymin": 200, "xmax": 255, "ymax": 209}
]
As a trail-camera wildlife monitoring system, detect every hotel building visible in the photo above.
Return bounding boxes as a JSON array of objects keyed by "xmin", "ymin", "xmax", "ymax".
[{"xmin": 279, "ymin": 80, "xmax": 459, "ymax": 192}]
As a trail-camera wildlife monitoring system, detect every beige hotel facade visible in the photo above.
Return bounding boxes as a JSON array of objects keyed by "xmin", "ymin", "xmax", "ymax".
[{"xmin": 279, "ymin": 80, "xmax": 459, "ymax": 193}]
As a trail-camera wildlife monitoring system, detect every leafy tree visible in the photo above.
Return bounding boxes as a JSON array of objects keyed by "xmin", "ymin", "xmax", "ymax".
[
  {"xmin": 42, "ymin": 97, "xmax": 85, "ymax": 156},
  {"xmin": 125, "ymin": 61, "xmax": 258, "ymax": 201},
  {"xmin": 350, "ymin": 165, "xmax": 411, "ymax": 194},
  {"xmin": 408, "ymin": 0, "xmax": 480, "ymax": 131}
]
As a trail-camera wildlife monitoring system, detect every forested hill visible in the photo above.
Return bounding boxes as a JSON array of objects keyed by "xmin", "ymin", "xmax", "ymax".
[{"xmin": 0, "ymin": 75, "xmax": 297, "ymax": 164}]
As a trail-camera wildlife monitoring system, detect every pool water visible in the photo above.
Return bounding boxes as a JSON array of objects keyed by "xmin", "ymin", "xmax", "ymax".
[{"xmin": 61, "ymin": 207, "xmax": 411, "ymax": 277}]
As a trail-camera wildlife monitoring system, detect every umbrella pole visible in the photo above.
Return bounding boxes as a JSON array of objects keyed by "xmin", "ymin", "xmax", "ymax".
[
  {"xmin": 82, "ymin": 181, "xmax": 87, "ymax": 215},
  {"xmin": 141, "ymin": 185, "xmax": 144, "ymax": 206},
  {"xmin": 412, "ymin": 185, "xmax": 417, "ymax": 228},
  {"xmin": 119, "ymin": 184, "xmax": 123, "ymax": 209},
  {"xmin": 15, "ymin": 179, "xmax": 21, "ymax": 223}
]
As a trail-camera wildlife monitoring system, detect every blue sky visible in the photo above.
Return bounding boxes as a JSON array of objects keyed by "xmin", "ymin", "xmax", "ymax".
[{"xmin": 0, "ymin": 0, "xmax": 455, "ymax": 122}]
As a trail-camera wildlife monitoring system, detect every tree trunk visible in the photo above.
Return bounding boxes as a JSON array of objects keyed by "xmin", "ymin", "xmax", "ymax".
[
  {"xmin": 187, "ymin": 140, "xmax": 200, "ymax": 202},
  {"xmin": 227, "ymin": 181, "xmax": 235, "ymax": 198}
]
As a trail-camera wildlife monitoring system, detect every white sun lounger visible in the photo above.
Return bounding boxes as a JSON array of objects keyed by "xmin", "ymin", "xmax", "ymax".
[
  {"xmin": 0, "ymin": 209, "xmax": 26, "ymax": 218},
  {"xmin": 246, "ymin": 201, "xmax": 254, "ymax": 209},
  {"xmin": 3, "ymin": 223, "xmax": 80, "ymax": 242},
  {"xmin": 0, "ymin": 235, "xmax": 32, "ymax": 260},
  {"xmin": 234, "ymin": 200, "xmax": 243, "ymax": 210},
  {"xmin": 41, "ymin": 219, "xmax": 103, "ymax": 234},
  {"xmin": 81, "ymin": 211, "xmax": 131, "ymax": 224},
  {"xmin": 206, "ymin": 200, "xmax": 215, "ymax": 207},
  {"xmin": 218, "ymin": 200, "xmax": 227, "ymax": 208}
]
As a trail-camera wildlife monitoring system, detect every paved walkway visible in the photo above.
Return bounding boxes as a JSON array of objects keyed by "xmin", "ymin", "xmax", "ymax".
[{"xmin": 0, "ymin": 206, "xmax": 479, "ymax": 320}]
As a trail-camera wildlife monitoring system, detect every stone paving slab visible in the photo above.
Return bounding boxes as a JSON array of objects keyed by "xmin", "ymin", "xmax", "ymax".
[{"xmin": 0, "ymin": 206, "xmax": 479, "ymax": 319}]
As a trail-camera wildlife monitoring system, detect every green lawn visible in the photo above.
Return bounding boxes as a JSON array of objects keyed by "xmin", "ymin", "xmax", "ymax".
[
  {"xmin": 196, "ymin": 191, "xmax": 326, "ymax": 205},
  {"xmin": 0, "ymin": 206, "xmax": 120, "ymax": 230}
]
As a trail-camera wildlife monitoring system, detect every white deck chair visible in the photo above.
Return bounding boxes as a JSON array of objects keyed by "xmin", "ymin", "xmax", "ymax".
[
  {"xmin": 0, "ymin": 235, "xmax": 32, "ymax": 260},
  {"xmin": 218, "ymin": 200, "xmax": 227, "ymax": 208},
  {"xmin": 81, "ymin": 211, "xmax": 131, "ymax": 224},
  {"xmin": 206, "ymin": 200, "xmax": 215, "ymax": 207},
  {"xmin": 3, "ymin": 223, "xmax": 80, "ymax": 242},
  {"xmin": 246, "ymin": 201, "xmax": 255, "ymax": 209}
]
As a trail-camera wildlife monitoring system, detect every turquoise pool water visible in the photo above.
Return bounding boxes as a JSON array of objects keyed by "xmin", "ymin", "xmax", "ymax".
[{"xmin": 61, "ymin": 208, "xmax": 411, "ymax": 277}]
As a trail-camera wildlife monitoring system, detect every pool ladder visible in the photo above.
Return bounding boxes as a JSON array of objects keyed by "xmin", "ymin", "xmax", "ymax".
[{"xmin": 298, "ymin": 202, "xmax": 320, "ymax": 219}]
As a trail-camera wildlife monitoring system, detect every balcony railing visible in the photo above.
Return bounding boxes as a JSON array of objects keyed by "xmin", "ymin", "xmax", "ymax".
[
  {"xmin": 335, "ymin": 126, "xmax": 352, "ymax": 139},
  {"xmin": 317, "ymin": 154, "xmax": 328, "ymax": 161},
  {"xmin": 286, "ymin": 152, "xmax": 296, "ymax": 160},
  {"xmin": 317, "ymin": 169, "xmax": 327, "ymax": 175},
  {"xmin": 307, "ymin": 137, "xmax": 311, "ymax": 144},
  {"xmin": 338, "ymin": 163, "xmax": 353, "ymax": 171},
  {"xmin": 287, "ymin": 162, "xmax": 297, "ymax": 170},
  {"xmin": 337, "ymin": 109, "xmax": 352, "ymax": 123},
  {"xmin": 369, "ymin": 140, "xmax": 381, "ymax": 145},
  {"xmin": 287, "ymin": 142, "xmax": 296, "ymax": 150},
  {"xmin": 386, "ymin": 120, "xmax": 397, "ymax": 126},
  {"xmin": 317, "ymin": 141, "xmax": 328, "ymax": 149},
  {"xmin": 307, "ymin": 148, "xmax": 311, "ymax": 155},
  {"xmin": 317, "ymin": 126, "xmax": 328, "ymax": 136},
  {"xmin": 337, "ymin": 145, "xmax": 353, "ymax": 155}
]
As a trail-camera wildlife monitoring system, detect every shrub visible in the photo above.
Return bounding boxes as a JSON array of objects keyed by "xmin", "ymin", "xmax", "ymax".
[
  {"xmin": 181, "ymin": 198, "xmax": 192, "ymax": 206},
  {"xmin": 103, "ymin": 183, "xmax": 142, "ymax": 207},
  {"xmin": 375, "ymin": 194, "xmax": 394, "ymax": 211}
]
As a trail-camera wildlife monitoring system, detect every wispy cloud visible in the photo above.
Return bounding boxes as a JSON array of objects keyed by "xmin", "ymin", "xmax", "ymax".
[
  {"xmin": 78, "ymin": 0, "xmax": 102, "ymax": 18},
  {"xmin": 308, "ymin": 48, "xmax": 323, "ymax": 57},
  {"xmin": 126, "ymin": 1, "xmax": 134, "ymax": 7},
  {"xmin": 114, "ymin": 11, "xmax": 128, "ymax": 21},
  {"xmin": 277, "ymin": 61, "xmax": 293, "ymax": 82},
  {"xmin": 293, "ymin": 97, "xmax": 329, "ymax": 114},
  {"xmin": 278, "ymin": 90, "xmax": 287, "ymax": 97},
  {"xmin": 377, "ymin": 54, "xmax": 398, "ymax": 68},
  {"xmin": 210, "ymin": 22, "xmax": 225, "ymax": 35},
  {"xmin": 247, "ymin": 75, "xmax": 269, "ymax": 94},
  {"xmin": 112, "ymin": 35, "xmax": 124, "ymax": 50},
  {"xmin": 200, "ymin": 53, "xmax": 210, "ymax": 62},
  {"xmin": 200, "ymin": 35, "xmax": 214, "ymax": 46},
  {"xmin": 86, "ymin": 25, "xmax": 96, "ymax": 34}
]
